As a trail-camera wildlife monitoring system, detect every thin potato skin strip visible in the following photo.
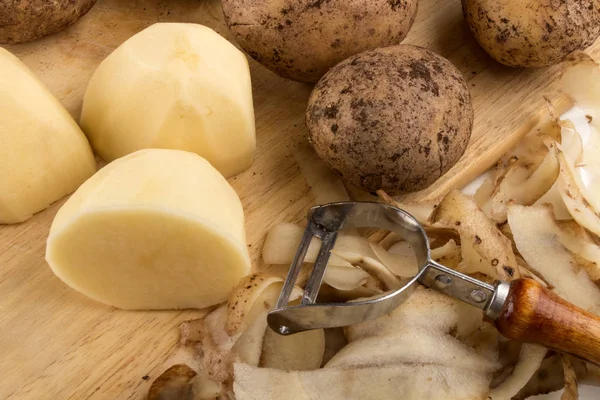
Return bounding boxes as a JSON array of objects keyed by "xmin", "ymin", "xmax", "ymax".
[
  {"xmin": 485, "ymin": 140, "xmax": 558, "ymax": 223},
  {"xmin": 430, "ymin": 190, "xmax": 519, "ymax": 280},
  {"xmin": 322, "ymin": 264, "xmax": 370, "ymax": 291},
  {"xmin": 507, "ymin": 204, "xmax": 600, "ymax": 312},
  {"xmin": 562, "ymin": 51, "xmax": 600, "ymax": 129},
  {"xmin": 147, "ymin": 364, "xmax": 197, "ymax": 400},
  {"xmin": 226, "ymin": 274, "xmax": 284, "ymax": 336},
  {"xmin": 561, "ymin": 356, "xmax": 579, "ymax": 400},
  {"xmin": 369, "ymin": 241, "xmax": 418, "ymax": 278},
  {"xmin": 260, "ymin": 328, "xmax": 325, "ymax": 371},
  {"xmin": 512, "ymin": 354, "xmax": 588, "ymax": 400},
  {"xmin": 555, "ymin": 220, "xmax": 600, "ymax": 282},
  {"xmin": 489, "ymin": 344, "xmax": 547, "ymax": 400},
  {"xmin": 430, "ymin": 239, "xmax": 461, "ymax": 269},
  {"xmin": 333, "ymin": 251, "xmax": 403, "ymax": 290}
]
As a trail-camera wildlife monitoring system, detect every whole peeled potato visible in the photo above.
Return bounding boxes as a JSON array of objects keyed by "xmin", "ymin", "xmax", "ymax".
[
  {"xmin": 80, "ymin": 23, "xmax": 256, "ymax": 178},
  {"xmin": 306, "ymin": 45, "xmax": 473, "ymax": 195},
  {"xmin": 0, "ymin": 0, "xmax": 97, "ymax": 44},
  {"xmin": 462, "ymin": 0, "xmax": 600, "ymax": 68},
  {"xmin": 221, "ymin": 0, "xmax": 418, "ymax": 83}
]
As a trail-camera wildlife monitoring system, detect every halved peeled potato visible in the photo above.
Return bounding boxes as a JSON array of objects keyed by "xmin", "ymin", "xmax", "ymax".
[
  {"xmin": 81, "ymin": 23, "xmax": 256, "ymax": 178},
  {"xmin": 46, "ymin": 149, "xmax": 250, "ymax": 309},
  {"xmin": 0, "ymin": 48, "xmax": 96, "ymax": 224}
]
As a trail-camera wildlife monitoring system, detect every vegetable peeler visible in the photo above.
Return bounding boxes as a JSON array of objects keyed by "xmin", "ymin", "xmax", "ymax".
[{"xmin": 267, "ymin": 202, "xmax": 600, "ymax": 365}]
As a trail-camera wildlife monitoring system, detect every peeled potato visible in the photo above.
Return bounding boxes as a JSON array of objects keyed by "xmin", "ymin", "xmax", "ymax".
[
  {"xmin": 81, "ymin": 23, "xmax": 256, "ymax": 178},
  {"xmin": 0, "ymin": 48, "xmax": 96, "ymax": 224},
  {"xmin": 46, "ymin": 149, "xmax": 251, "ymax": 309}
]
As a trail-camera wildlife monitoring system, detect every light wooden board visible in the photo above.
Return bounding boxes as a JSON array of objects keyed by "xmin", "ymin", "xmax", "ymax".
[{"xmin": 0, "ymin": 0, "xmax": 598, "ymax": 398}]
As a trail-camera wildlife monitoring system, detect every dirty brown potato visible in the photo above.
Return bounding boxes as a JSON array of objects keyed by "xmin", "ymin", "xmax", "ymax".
[
  {"xmin": 306, "ymin": 45, "xmax": 473, "ymax": 195},
  {"xmin": 221, "ymin": 0, "xmax": 418, "ymax": 83},
  {"xmin": 0, "ymin": 0, "xmax": 97, "ymax": 44},
  {"xmin": 462, "ymin": 0, "xmax": 600, "ymax": 68}
]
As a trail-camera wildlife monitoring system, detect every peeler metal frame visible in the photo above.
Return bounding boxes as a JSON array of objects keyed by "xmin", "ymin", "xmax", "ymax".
[{"xmin": 267, "ymin": 202, "xmax": 509, "ymax": 336}]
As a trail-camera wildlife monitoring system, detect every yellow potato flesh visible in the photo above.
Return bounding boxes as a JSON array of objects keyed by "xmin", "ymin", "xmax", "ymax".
[
  {"xmin": 0, "ymin": 48, "xmax": 96, "ymax": 223},
  {"xmin": 81, "ymin": 23, "xmax": 256, "ymax": 178},
  {"xmin": 46, "ymin": 149, "xmax": 250, "ymax": 309}
]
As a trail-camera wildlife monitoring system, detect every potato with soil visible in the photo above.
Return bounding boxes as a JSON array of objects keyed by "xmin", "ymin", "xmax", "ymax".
[
  {"xmin": 306, "ymin": 45, "xmax": 473, "ymax": 195},
  {"xmin": 0, "ymin": 0, "xmax": 97, "ymax": 44},
  {"xmin": 221, "ymin": 0, "xmax": 418, "ymax": 83},
  {"xmin": 462, "ymin": 0, "xmax": 600, "ymax": 68}
]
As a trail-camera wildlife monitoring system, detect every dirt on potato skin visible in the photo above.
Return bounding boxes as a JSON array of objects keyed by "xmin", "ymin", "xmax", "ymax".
[
  {"xmin": 221, "ymin": 0, "xmax": 418, "ymax": 83},
  {"xmin": 0, "ymin": 0, "xmax": 98, "ymax": 44},
  {"xmin": 462, "ymin": 0, "xmax": 600, "ymax": 68},
  {"xmin": 306, "ymin": 45, "xmax": 473, "ymax": 195}
]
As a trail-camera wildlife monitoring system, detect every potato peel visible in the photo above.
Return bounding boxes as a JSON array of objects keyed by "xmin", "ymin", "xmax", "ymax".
[
  {"xmin": 555, "ymin": 220, "xmax": 600, "ymax": 283},
  {"xmin": 474, "ymin": 176, "xmax": 495, "ymax": 209},
  {"xmin": 562, "ymin": 51, "xmax": 600, "ymax": 130},
  {"xmin": 293, "ymin": 138, "xmax": 350, "ymax": 204},
  {"xmin": 507, "ymin": 204, "xmax": 600, "ymax": 312},
  {"xmin": 387, "ymin": 241, "xmax": 419, "ymax": 276},
  {"xmin": 484, "ymin": 140, "xmax": 559, "ymax": 223},
  {"xmin": 376, "ymin": 189, "xmax": 437, "ymax": 225},
  {"xmin": 370, "ymin": 241, "xmax": 418, "ymax": 277},
  {"xmin": 346, "ymin": 289, "xmax": 477, "ymax": 342},
  {"xmin": 147, "ymin": 364, "xmax": 197, "ymax": 400},
  {"xmin": 154, "ymin": 274, "xmax": 305, "ymax": 399},
  {"xmin": 430, "ymin": 239, "xmax": 461, "ymax": 269},
  {"xmin": 333, "ymin": 251, "xmax": 403, "ymax": 290},
  {"xmin": 534, "ymin": 179, "xmax": 572, "ymax": 220},
  {"xmin": 260, "ymin": 328, "xmax": 325, "ymax": 371},
  {"xmin": 561, "ymin": 356, "xmax": 579, "ymax": 400},
  {"xmin": 325, "ymin": 326, "xmax": 498, "ymax": 372},
  {"xmin": 322, "ymin": 264, "xmax": 370, "ymax": 291},
  {"xmin": 430, "ymin": 190, "xmax": 519, "ymax": 280},
  {"xmin": 226, "ymin": 274, "xmax": 285, "ymax": 336},
  {"xmin": 557, "ymin": 120, "xmax": 600, "ymax": 218},
  {"xmin": 513, "ymin": 354, "xmax": 588, "ymax": 400},
  {"xmin": 489, "ymin": 344, "xmax": 547, "ymax": 400},
  {"xmin": 558, "ymin": 164, "xmax": 600, "ymax": 238}
]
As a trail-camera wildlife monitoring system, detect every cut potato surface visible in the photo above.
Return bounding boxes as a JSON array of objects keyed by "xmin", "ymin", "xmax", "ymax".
[
  {"xmin": 81, "ymin": 23, "xmax": 256, "ymax": 177},
  {"xmin": 46, "ymin": 149, "xmax": 250, "ymax": 309},
  {"xmin": 0, "ymin": 48, "xmax": 96, "ymax": 224}
]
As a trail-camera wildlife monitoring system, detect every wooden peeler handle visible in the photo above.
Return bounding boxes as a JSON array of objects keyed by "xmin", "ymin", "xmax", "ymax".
[{"xmin": 492, "ymin": 278, "xmax": 600, "ymax": 364}]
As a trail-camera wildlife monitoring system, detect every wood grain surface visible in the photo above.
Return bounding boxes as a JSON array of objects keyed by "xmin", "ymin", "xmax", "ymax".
[
  {"xmin": 0, "ymin": 0, "xmax": 599, "ymax": 398},
  {"xmin": 494, "ymin": 278, "xmax": 600, "ymax": 365}
]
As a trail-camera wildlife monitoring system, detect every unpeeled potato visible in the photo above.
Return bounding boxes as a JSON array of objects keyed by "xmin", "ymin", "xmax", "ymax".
[
  {"xmin": 222, "ymin": 0, "xmax": 418, "ymax": 83},
  {"xmin": 0, "ymin": 0, "xmax": 97, "ymax": 44},
  {"xmin": 307, "ymin": 45, "xmax": 473, "ymax": 194},
  {"xmin": 462, "ymin": 0, "xmax": 600, "ymax": 67}
]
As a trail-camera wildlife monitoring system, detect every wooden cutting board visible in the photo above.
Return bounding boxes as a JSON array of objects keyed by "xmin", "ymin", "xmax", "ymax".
[{"xmin": 1, "ymin": 0, "xmax": 598, "ymax": 398}]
